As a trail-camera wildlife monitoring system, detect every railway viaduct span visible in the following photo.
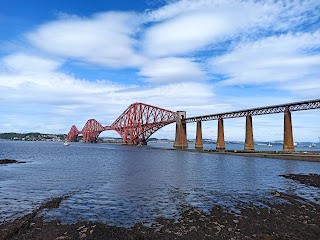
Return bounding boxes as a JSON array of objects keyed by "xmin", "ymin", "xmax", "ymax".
[{"xmin": 67, "ymin": 99, "xmax": 320, "ymax": 152}]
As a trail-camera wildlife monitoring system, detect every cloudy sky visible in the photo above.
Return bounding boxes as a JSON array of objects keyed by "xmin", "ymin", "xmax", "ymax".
[{"xmin": 0, "ymin": 0, "xmax": 319, "ymax": 142}]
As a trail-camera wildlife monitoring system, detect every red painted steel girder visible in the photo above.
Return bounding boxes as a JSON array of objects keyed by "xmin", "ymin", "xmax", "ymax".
[
  {"xmin": 185, "ymin": 98, "xmax": 320, "ymax": 123},
  {"xmin": 81, "ymin": 119, "xmax": 105, "ymax": 143},
  {"xmin": 66, "ymin": 103, "xmax": 176, "ymax": 143},
  {"xmin": 67, "ymin": 125, "xmax": 79, "ymax": 142},
  {"xmin": 110, "ymin": 102, "xmax": 176, "ymax": 144}
]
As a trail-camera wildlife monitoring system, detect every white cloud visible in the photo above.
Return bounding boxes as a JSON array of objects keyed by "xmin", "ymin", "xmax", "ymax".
[
  {"xmin": 0, "ymin": 54, "xmax": 129, "ymax": 107},
  {"xmin": 147, "ymin": 0, "xmax": 275, "ymax": 23},
  {"xmin": 144, "ymin": 0, "xmax": 320, "ymax": 57},
  {"xmin": 143, "ymin": 0, "xmax": 284, "ymax": 57},
  {"xmin": 139, "ymin": 57, "xmax": 207, "ymax": 83},
  {"xmin": 144, "ymin": 11, "xmax": 233, "ymax": 56},
  {"xmin": 210, "ymin": 32, "xmax": 320, "ymax": 89},
  {"xmin": 280, "ymin": 78, "xmax": 320, "ymax": 98},
  {"xmin": 148, "ymin": 0, "xmax": 319, "ymax": 29},
  {"xmin": 0, "ymin": 54, "xmax": 216, "ymax": 135},
  {"xmin": 1, "ymin": 53, "xmax": 61, "ymax": 74},
  {"xmin": 27, "ymin": 12, "xmax": 145, "ymax": 68}
]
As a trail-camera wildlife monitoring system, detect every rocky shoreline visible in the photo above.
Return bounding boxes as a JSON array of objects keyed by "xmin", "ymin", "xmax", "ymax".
[
  {"xmin": 0, "ymin": 174, "xmax": 319, "ymax": 240},
  {"xmin": 281, "ymin": 173, "xmax": 320, "ymax": 188}
]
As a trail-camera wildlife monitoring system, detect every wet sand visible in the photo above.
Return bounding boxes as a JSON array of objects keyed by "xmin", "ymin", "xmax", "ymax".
[{"xmin": 1, "ymin": 174, "xmax": 319, "ymax": 240}]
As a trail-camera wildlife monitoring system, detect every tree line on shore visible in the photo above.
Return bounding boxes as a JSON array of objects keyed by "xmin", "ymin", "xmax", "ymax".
[{"xmin": 0, "ymin": 132, "xmax": 66, "ymax": 141}]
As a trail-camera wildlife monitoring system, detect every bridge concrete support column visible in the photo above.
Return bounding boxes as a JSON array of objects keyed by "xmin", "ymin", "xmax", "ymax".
[
  {"xmin": 174, "ymin": 111, "xmax": 188, "ymax": 148},
  {"xmin": 195, "ymin": 121, "xmax": 203, "ymax": 149},
  {"xmin": 216, "ymin": 118, "xmax": 225, "ymax": 150},
  {"xmin": 283, "ymin": 109, "xmax": 294, "ymax": 152},
  {"xmin": 244, "ymin": 115, "xmax": 254, "ymax": 150}
]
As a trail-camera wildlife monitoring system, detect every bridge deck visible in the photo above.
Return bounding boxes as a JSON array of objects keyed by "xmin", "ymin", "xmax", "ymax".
[{"xmin": 184, "ymin": 99, "xmax": 320, "ymax": 122}]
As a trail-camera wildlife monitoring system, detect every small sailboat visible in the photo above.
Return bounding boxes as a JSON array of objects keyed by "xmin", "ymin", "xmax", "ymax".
[
  {"xmin": 63, "ymin": 140, "xmax": 70, "ymax": 146},
  {"xmin": 267, "ymin": 143, "xmax": 273, "ymax": 147}
]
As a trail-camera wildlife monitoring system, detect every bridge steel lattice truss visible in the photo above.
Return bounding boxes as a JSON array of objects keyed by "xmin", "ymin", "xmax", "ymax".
[
  {"xmin": 184, "ymin": 99, "xmax": 320, "ymax": 122},
  {"xmin": 67, "ymin": 102, "xmax": 176, "ymax": 144},
  {"xmin": 67, "ymin": 99, "xmax": 320, "ymax": 144}
]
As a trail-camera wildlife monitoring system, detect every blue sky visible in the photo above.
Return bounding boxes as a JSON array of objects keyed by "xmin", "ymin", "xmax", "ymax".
[{"xmin": 0, "ymin": 0, "xmax": 319, "ymax": 142}]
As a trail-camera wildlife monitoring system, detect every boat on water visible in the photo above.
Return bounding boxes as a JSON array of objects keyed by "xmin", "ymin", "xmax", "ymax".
[
  {"xmin": 63, "ymin": 141, "xmax": 70, "ymax": 146},
  {"xmin": 308, "ymin": 143, "xmax": 316, "ymax": 148},
  {"xmin": 294, "ymin": 142, "xmax": 298, "ymax": 147},
  {"xmin": 267, "ymin": 143, "xmax": 273, "ymax": 147}
]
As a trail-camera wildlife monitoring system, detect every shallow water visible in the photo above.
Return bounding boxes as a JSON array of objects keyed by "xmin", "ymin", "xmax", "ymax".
[{"xmin": 0, "ymin": 140, "xmax": 319, "ymax": 227}]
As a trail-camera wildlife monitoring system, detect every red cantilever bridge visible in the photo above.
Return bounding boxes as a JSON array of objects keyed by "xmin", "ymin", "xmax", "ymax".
[
  {"xmin": 67, "ymin": 99, "xmax": 320, "ymax": 151},
  {"xmin": 67, "ymin": 102, "xmax": 177, "ymax": 145}
]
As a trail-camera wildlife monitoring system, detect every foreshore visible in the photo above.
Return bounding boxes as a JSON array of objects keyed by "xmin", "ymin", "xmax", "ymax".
[
  {"xmin": 1, "ymin": 149, "xmax": 320, "ymax": 239},
  {"xmin": 0, "ymin": 174, "xmax": 319, "ymax": 240}
]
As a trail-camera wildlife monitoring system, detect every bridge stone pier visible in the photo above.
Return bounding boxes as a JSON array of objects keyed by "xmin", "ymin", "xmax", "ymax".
[
  {"xmin": 195, "ymin": 121, "xmax": 203, "ymax": 149},
  {"xmin": 244, "ymin": 115, "xmax": 254, "ymax": 150},
  {"xmin": 216, "ymin": 118, "xmax": 226, "ymax": 150},
  {"xmin": 183, "ymin": 99, "xmax": 320, "ymax": 152},
  {"xmin": 174, "ymin": 111, "xmax": 188, "ymax": 148},
  {"xmin": 283, "ymin": 108, "xmax": 294, "ymax": 151}
]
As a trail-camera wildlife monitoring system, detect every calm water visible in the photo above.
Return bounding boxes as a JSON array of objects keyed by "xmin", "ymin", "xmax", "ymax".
[{"xmin": 0, "ymin": 140, "xmax": 319, "ymax": 227}]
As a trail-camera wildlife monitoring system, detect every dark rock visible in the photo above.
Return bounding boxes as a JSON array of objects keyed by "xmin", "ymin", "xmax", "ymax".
[
  {"xmin": 0, "ymin": 159, "xmax": 26, "ymax": 164},
  {"xmin": 280, "ymin": 173, "xmax": 320, "ymax": 188}
]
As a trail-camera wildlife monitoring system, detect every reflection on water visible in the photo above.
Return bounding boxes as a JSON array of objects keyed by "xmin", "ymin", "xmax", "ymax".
[{"xmin": 0, "ymin": 140, "xmax": 319, "ymax": 227}]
